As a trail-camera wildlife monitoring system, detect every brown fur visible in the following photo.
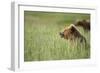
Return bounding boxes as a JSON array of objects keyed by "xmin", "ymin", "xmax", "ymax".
[
  {"xmin": 59, "ymin": 24, "xmax": 86, "ymax": 43},
  {"xmin": 74, "ymin": 20, "xmax": 90, "ymax": 31}
]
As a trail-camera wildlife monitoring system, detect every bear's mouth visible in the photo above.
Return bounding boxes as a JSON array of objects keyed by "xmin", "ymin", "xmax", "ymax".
[{"xmin": 59, "ymin": 32, "xmax": 64, "ymax": 38}]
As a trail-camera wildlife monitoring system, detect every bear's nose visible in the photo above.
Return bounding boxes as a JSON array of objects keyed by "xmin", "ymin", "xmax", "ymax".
[{"xmin": 59, "ymin": 32, "xmax": 64, "ymax": 38}]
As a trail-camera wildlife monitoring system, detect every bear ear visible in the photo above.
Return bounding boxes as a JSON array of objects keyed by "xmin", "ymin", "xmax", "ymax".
[
  {"xmin": 70, "ymin": 24, "xmax": 76, "ymax": 32},
  {"xmin": 68, "ymin": 24, "xmax": 74, "ymax": 28}
]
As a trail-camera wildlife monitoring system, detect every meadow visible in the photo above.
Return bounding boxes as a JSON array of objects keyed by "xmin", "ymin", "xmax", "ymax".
[{"xmin": 24, "ymin": 11, "xmax": 90, "ymax": 61}]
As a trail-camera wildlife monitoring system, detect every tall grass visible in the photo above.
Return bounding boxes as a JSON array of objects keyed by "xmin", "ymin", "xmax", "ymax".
[{"xmin": 24, "ymin": 11, "xmax": 90, "ymax": 61}]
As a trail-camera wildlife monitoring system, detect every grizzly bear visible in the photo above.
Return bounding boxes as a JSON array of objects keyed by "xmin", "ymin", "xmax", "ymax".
[
  {"xmin": 59, "ymin": 24, "xmax": 86, "ymax": 43},
  {"xmin": 74, "ymin": 19, "xmax": 90, "ymax": 31}
]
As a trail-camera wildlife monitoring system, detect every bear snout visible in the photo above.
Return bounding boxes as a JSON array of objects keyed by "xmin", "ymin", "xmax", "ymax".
[{"xmin": 59, "ymin": 32, "xmax": 64, "ymax": 38}]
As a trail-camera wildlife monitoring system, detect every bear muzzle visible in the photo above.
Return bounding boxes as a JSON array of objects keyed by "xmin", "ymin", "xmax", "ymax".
[{"xmin": 59, "ymin": 32, "xmax": 64, "ymax": 38}]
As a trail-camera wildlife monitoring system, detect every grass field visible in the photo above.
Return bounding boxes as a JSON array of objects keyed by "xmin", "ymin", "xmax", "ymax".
[{"xmin": 24, "ymin": 11, "xmax": 90, "ymax": 61}]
